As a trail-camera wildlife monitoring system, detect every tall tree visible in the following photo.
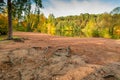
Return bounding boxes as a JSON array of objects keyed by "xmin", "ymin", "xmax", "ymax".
[{"xmin": 0, "ymin": 0, "xmax": 42, "ymax": 39}]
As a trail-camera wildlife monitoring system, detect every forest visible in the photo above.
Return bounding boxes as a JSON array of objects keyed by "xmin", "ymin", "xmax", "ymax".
[{"xmin": 0, "ymin": 4, "xmax": 120, "ymax": 39}]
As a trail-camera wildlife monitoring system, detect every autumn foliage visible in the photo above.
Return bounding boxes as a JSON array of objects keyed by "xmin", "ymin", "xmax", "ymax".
[
  {"xmin": 0, "ymin": 12, "xmax": 120, "ymax": 39},
  {"xmin": 0, "ymin": 14, "xmax": 8, "ymax": 35}
]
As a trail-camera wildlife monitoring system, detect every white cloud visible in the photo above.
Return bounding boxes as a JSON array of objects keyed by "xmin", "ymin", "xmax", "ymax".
[{"xmin": 41, "ymin": 0, "xmax": 117, "ymax": 17}]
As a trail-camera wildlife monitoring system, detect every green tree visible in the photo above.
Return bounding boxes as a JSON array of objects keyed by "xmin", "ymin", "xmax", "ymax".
[
  {"xmin": 0, "ymin": 0, "xmax": 42, "ymax": 39},
  {"xmin": 47, "ymin": 14, "xmax": 56, "ymax": 34},
  {"xmin": 110, "ymin": 7, "xmax": 120, "ymax": 14}
]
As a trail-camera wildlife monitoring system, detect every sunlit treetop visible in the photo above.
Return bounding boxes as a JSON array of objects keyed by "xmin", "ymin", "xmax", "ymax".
[
  {"xmin": 0, "ymin": 0, "xmax": 43, "ymax": 15},
  {"xmin": 110, "ymin": 7, "xmax": 120, "ymax": 15}
]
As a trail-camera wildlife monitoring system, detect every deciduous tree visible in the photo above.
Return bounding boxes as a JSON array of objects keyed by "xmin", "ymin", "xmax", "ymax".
[{"xmin": 0, "ymin": 0, "xmax": 42, "ymax": 39}]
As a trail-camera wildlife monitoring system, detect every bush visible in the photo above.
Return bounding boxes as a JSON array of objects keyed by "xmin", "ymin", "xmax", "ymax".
[
  {"xmin": 92, "ymin": 29, "xmax": 100, "ymax": 37},
  {"xmin": 0, "ymin": 26, "xmax": 8, "ymax": 35},
  {"xmin": 111, "ymin": 35, "xmax": 120, "ymax": 39},
  {"xmin": 15, "ymin": 26, "xmax": 26, "ymax": 31},
  {"xmin": 99, "ymin": 28, "xmax": 111, "ymax": 38},
  {"xmin": 0, "ymin": 14, "xmax": 8, "ymax": 35}
]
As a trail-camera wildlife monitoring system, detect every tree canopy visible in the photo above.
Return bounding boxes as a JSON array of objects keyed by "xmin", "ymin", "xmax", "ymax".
[
  {"xmin": 111, "ymin": 7, "xmax": 120, "ymax": 14},
  {"xmin": 0, "ymin": 0, "xmax": 42, "ymax": 39}
]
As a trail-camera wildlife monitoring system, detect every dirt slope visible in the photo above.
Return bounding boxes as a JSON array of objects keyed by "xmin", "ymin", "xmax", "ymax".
[{"xmin": 0, "ymin": 32, "xmax": 120, "ymax": 80}]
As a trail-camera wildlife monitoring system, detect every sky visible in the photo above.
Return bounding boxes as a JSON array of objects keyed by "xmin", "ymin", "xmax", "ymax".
[{"xmin": 40, "ymin": 0, "xmax": 120, "ymax": 17}]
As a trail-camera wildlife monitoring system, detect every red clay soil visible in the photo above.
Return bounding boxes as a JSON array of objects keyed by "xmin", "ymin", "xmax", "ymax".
[{"xmin": 0, "ymin": 32, "xmax": 120, "ymax": 80}]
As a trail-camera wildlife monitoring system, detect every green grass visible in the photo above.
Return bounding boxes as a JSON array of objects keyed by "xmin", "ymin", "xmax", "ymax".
[
  {"xmin": 0, "ymin": 35, "xmax": 20, "ymax": 41},
  {"xmin": 0, "ymin": 35, "xmax": 7, "ymax": 41}
]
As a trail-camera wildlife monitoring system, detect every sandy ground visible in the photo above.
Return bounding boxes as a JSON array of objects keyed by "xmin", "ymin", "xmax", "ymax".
[{"xmin": 0, "ymin": 32, "xmax": 120, "ymax": 80}]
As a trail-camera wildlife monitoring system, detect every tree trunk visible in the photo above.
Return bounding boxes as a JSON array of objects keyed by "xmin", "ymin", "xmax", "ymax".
[{"xmin": 7, "ymin": 0, "xmax": 13, "ymax": 40}]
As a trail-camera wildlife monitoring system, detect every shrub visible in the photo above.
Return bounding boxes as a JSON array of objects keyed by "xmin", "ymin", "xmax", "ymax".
[
  {"xmin": 0, "ymin": 26, "xmax": 8, "ymax": 35},
  {"xmin": 99, "ymin": 28, "xmax": 111, "ymax": 38},
  {"xmin": 0, "ymin": 14, "xmax": 8, "ymax": 35},
  {"xmin": 92, "ymin": 29, "xmax": 100, "ymax": 37}
]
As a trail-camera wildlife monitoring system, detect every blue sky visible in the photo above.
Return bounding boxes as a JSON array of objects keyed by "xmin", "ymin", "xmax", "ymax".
[{"xmin": 40, "ymin": 0, "xmax": 120, "ymax": 17}]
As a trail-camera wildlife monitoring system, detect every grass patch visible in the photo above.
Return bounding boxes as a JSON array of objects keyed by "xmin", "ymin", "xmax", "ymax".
[
  {"xmin": 0, "ymin": 35, "xmax": 7, "ymax": 41},
  {"xmin": 0, "ymin": 35, "xmax": 21, "ymax": 41},
  {"xmin": 12, "ymin": 37, "xmax": 24, "ymax": 42},
  {"xmin": 13, "ymin": 36, "xmax": 21, "ymax": 39}
]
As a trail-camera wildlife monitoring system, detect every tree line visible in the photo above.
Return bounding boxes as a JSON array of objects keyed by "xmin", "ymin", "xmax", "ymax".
[
  {"xmin": 55, "ymin": 13, "xmax": 120, "ymax": 38},
  {"xmin": 1, "ymin": 12, "xmax": 120, "ymax": 39},
  {"xmin": 0, "ymin": 0, "xmax": 120, "ymax": 39}
]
